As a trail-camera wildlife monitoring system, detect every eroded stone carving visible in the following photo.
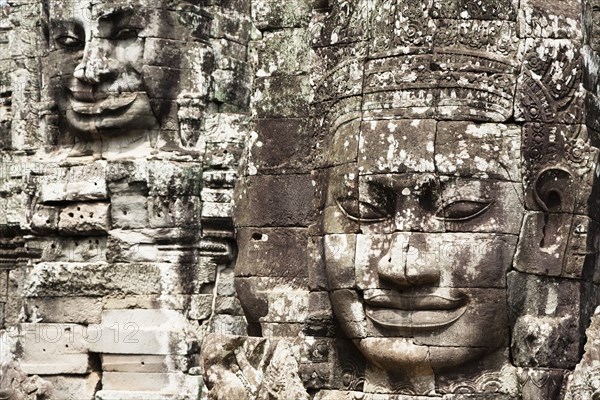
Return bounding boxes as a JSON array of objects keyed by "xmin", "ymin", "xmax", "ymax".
[
  {"xmin": 228, "ymin": 0, "xmax": 600, "ymax": 399},
  {"xmin": 3, "ymin": 0, "xmax": 600, "ymax": 397},
  {"xmin": 0, "ymin": 362, "xmax": 53, "ymax": 400},
  {"xmin": 1, "ymin": 0, "xmax": 249, "ymax": 398},
  {"xmin": 201, "ymin": 334, "xmax": 309, "ymax": 400},
  {"xmin": 47, "ymin": 0, "xmax": 159, "ymax": 140}
]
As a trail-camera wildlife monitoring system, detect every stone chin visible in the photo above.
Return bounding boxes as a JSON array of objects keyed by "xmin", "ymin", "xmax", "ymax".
[
  {"xmin": 64, "ymin": 92, "xmax": 158, "ymax": 137},
  {"xmin": 358, "ymin": 337, "xmax": 490, "ymax": 371}
]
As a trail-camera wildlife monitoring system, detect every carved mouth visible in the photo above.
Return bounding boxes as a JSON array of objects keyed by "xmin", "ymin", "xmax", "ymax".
[
  {"xmin": 363, "ymin": 291, "xmax": 468, "ymax": 330},
  {"xmin": 70, "ymin": 93, "xmax": 138, "ymax": 115}
]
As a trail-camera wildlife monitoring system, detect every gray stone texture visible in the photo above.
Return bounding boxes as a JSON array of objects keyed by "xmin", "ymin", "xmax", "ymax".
[{"xmin": 1, "ymin": 0, "xmax": 600, "ymax": 398}]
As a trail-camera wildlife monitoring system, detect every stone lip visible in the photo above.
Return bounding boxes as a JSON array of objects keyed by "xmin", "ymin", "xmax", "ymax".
[
  {"xmin": 364, "ymin": 292, "xmax": 468, "ymax": 331},
  {"xmin": 70, "ymin": 93, "xmax": 138, "ymax": 115}
]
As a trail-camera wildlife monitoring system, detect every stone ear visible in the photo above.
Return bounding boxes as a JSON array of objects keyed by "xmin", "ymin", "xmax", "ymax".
[
  {"xmin": 533, "ymin": 168, "xmax": 574, "ymax": 213},
  {"xmin": 532, "ymin": 168, "xmax": 574, "ymax": 250}
]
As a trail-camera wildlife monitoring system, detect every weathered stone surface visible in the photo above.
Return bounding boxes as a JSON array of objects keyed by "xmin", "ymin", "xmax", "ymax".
[
  {"xmin": 88, "ymin": 309, "xmax": 199, "ymax": 355},
  {"xmin": 507, "ymin": 272, "xmax": 593, "ymax": 368},
  {"xmin": 101, "ymin": 354, "xmax": 193, "ymax": 373},
  {"xmin": 252, "ymin": 30, "xmax": 310, "ymax": 77},
  {"xmin": 519, "ymin": 0, "xmax": 582, "ymax": 39},
  {"xmin": 234, "ymin": 174, "xmax": 314, "ymax": 227},
  {"xmin": 38, "ymin": 167, "xmax": 108, "ymax": 203},
  {"xmin": 253, "ymin": 75, "xmax": 310, "ymax": 118},
  {"xmin": 23, "ymin": 262, "xmax": 216, "ymax": 297},
  {"xmin": 18, "ymin": 323, "xmax": 91, "ymax": 375},
  {"xmin": 201, "ymin": 335, "xmax": 309, "ymax": 399},
  {"xmin": 23, "ymin": 296, "xmax": 102, "ymax": 324},
  {"xmin": 236, "ymin": 227, "xmax": 309, "ymax": 277},
  {"xmin": 252, "ymin": 0, "xmax": 310, "ymax": 29},
  {"xmin": 102, "ymin": 372, "xmax": 202, "ymax": 395},
  {"xmin": 0, "ymin": 362, "xmax": 54, "ymax": 399},
  {"xmin": 188, "ymin": 294, "xmax": 213, "ymax": 320},
  {"xmin": 209, "ymin": 314, "xmax": 248, "ymax": 336},
  {"xmin": 564, "ymin": 307, "xmax": 600, "ymax": 399},
  {"xmin": 110, "ymin": 195, "xmax": 148, "ymax": 229},
  {"xmin": 29, "ymin": 206, "xmax": 59, "ymax": 233},
  {"xmin": 249, "ymin": 118, "xmax": 312, "ymax": 173},
  {"xmin": 435, "ymin": 122, "xmax": 521, "ymax": 181},
  {"xmin": 27, "ymin": 236, "xmax": 107, "ymax": 263},
  {"xmin": 57, "ymin": 203, "xmax": 111, "ymax": 235},
  {"xmin": 44, "ymin": 373, "xmax": 100, "ymax": 400}
]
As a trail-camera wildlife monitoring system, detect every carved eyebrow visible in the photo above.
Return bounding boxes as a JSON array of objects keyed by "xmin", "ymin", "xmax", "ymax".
[
  {"xmin": 50, "ymin": 20, "xmax": 80, "ymax": 31},
  {"xmin": 97, "ymin": 7, "xmax": 134, "ymax": 24},
  {"xmin": 95, "ymin": 8, "xmax": 137, "ymax": 38},
  {"xmin": 49, "ymin": 20, "xmax": 85, "ymax": 41}
]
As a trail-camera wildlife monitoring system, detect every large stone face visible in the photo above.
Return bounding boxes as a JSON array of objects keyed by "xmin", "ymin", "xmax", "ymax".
[
  {"xmin": 231, "ymin": 0, "xmax": 600, "ymax": 399},
  {"xmin": 0, "ymin": 0, "xmax": 250, "ymax": 398},
  {"xmin": 2, "ymin": 0, "xmax": 600, "ymax": 398}
]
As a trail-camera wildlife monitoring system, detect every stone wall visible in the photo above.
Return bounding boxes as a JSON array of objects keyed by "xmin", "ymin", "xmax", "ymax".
[
  {"xmin": 1, "ymin": 0, "xmax": 600, "ymax": 399},
  {"xmin": 0, "ymin": 0, "xmax": 251, "ymax": 398}
]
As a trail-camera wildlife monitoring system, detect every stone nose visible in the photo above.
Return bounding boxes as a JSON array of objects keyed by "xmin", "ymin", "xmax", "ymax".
[
  {"xmin": 73, "ymin": 39, "xmax": 117, "ymax": 85},
  {"xmin": 377, "ymin": 233, "xmax": 440, "ymax": 287}
]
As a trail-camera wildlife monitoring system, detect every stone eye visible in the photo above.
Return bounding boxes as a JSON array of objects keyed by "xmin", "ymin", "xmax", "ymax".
[
  {"xmin": 336, "ymin": 197, "xmax": 389, "ymax": 223},
  {"xmin": 435, "ymin": 200, "xmax": 494, "ymax": 222},
  {"xmin": 112, "ymin": 26, "xmax": 139, "ymax": 40},
  {"xmin": 55, "ymin": 34, "xmax": 84, "ymax": 50}
]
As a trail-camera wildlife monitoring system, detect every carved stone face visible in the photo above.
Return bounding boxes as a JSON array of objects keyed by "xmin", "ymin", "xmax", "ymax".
[
  {"xmin": 321, "ymin": 115, "xmax": 524, "ymax": 371},
  {"xmin": 47, "ymin": 0, "xmax": 160, "ymax": 138}
]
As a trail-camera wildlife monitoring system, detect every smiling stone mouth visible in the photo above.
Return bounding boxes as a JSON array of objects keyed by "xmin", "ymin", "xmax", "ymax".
[
  {"xmin": 70, "ymin": 92, "xmax": 138, "ymax": 115},
  {"xmin": 363, "ymin": 292, "xmax": 468, "ymax": 330}
]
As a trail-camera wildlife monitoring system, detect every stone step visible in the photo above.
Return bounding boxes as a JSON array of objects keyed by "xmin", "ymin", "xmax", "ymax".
[
  {"xmin": 101, "ymin": 354, "xmax": 196, "ymax": 373},
  {"xmin": 88, "ymin": 309, "xmax": 199, "ymax": 355},
  {"xmin": 18, "ymin": 323, "xmax": 91, "ymax": 374}
]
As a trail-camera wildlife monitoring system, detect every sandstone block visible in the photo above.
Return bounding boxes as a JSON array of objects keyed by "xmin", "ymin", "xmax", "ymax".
[
  {"xmin": 28, "ymin": 236, "xmax": 107, "ymax": 263},
  {"xmin": 188, "ymin": 294, "xmax": 213, "ymax": 320},
  {"xmin": 507, "ymin": 271, "xmax": 595, "ymax": 368},
  {"xmin": 18, "ymin": 323, "xmax": 91, "ymax": 374},
  {"xmin": 252, "ymin": 0, "xmax": 311, "ymax": 29},
  {"xmin": 147, "ymin": 196, "xmax": 201, "ymax": 228},
  {"xmin": 58, "ymin": 203, "xmax": 111, "ymax": 235},
  {"xmin": 30, "ymin": 205, "xmax": 59, "ymax": 233},
  {"xmin": 250, "ymin": 118, "xmax": 311, "ymax": 173},
  {"xmin": 236, "ymin": 227, "xmax": 309, "ymax": 278},
  {"xmin": 110, "ymin": 194, "xmax": 148, "ymax": 229},
  {"xmin": 23, "ymin": 261, "xmax": 216, "ymax": 297},
  {"xmin": 234, "ymin": 174, "xmax": 314, "ymax": 227},
  {"xmin": 101, "ymin": 354, "xmax": 193, "ymax": 373},
  {"xmin": 44, "ymin": 372, "xmax": 100, "ymax": 400},
  {"xmin": 101, "ymin": 371, "xmax": 202, "ymax": 395},
  {"xmin": 253, "ymin": 75, "xmax": 310, "ymax": 118},
  {"xmin": 24, "ymin": 296, "xmax": 102, "ymax": 324},
  {"xmin": 209, "ymin": 314, "xmax": 248, "ymax": 336},
  {"xmin": 88, "ymin": 309, "xmax": 198, "ymax": 355},
  {"xmin": 39, "ymin": 177, "xmax": 108, "ymax": 203},
  {"xmin": 519, "ymin": 0, "xmax": 582, "ymax": 39}
]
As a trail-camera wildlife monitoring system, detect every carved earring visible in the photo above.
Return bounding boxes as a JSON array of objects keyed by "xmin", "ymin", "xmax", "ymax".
[
  {"xmin": 533, "ymin": 168, "xmax": 574, "ymax": 249},
  {"xmin": 513, "ymin": 168, "xmax": 575, "ymax": 276}
]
